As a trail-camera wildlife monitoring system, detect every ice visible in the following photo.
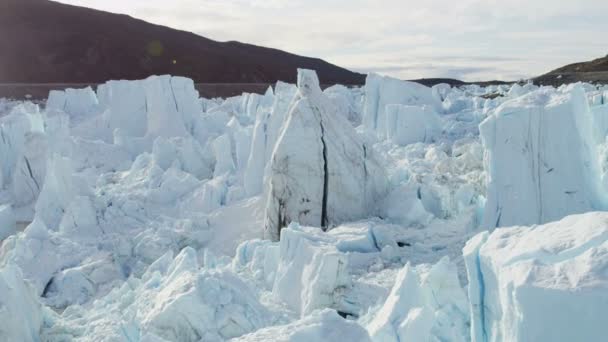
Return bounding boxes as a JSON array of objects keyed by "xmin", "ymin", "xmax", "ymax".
[
  {"xmin": 464, "ymin": 212, "xmax": 608, "ymax": 342},
  {"xmin": 62, "ymin": 75, "xmax": 201, "ymax": 144},
  {"xmin": 324, "ymin": 84, "xmax": 364, "ymax": 126},
  {"xmin": 34, "ymin": 155, "xmax": 81, "ymax": 229},
  {"xmin": 42, "ymin": 248, "xmax": 271, "ymax": 341},
  {"xmin": 213, "ymin": 134, "xmax": 236, "ymax": 177},
  {"xmin": 11, "ymin": 132, "xmax": 49, "ymax": 206},
  {"xmin": 0, "ymin": 103, "xmax": 46, "ymax": 200},
  {"xmin": 264, "ymin": 69, "xmax": 388, "ymax": 240},
  {"xmin": 0, "ymin": 266, "xmax": 44, "ymax": 342},
  {"xmin": 243, "ymin": 81, "xmax": 297, "ymax": 196},
  {"xmin": 96, "ymin": 79, "xmax": 147, "ymax": 139},
  {"xmin": 272, "ymin": 223, "xmax": 351, "ymax": 315},
  {"xmin": 364, "ymin": 257, "xmax": 469, "ymax": 342},
  {"xmin": 592, "ymin": 103, "xmax": 608, "ymax": 144},
  {"xmin": 385, "ymin": 104, "xmax": 442, "ymax": 146},
  {"xmin": 47, "ymin": 86, "xmax": 100, "ymax": 124},
  {"xmin": 480, "ymin": 84, "xmax": 606, "ymax": 228},
  {"xmin": 3, "ymin": 70, "xmax": 608, "ymax": 341},
  {"xmin": 152, "ymin": 136, "xmax": 213, "ymax": 180},
  {"xmin": 362, "ymin": 73, "xmax": 442, "ymax": 136},
  {"xmin": 235, "ymin": 309, "xmax": 372, "ymax": 342},
  {"xmin": 0, "ymin": 204, "xmax": 16, "ymax": 240},
  {"xmin": 432, "ymin": 83, "xmax": 452, "ymax": 102}
]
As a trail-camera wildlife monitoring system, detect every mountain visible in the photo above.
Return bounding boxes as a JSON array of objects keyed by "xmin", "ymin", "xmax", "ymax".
[
  {"xmin": 534, "ymin": 55, "xmax": 608, "ymax": 86},
  {"xmin": 0, "ymin": 0, "xmax": 365, "ymax": 85},
  {"xmin": 409, "ymin": 78, "xmax": 510, "ymax": 87}
]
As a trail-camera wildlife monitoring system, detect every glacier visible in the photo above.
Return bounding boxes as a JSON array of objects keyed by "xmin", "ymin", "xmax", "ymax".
[{"xmin": 1, "ymin": 70, "xmax": 608, "ymax": 341}]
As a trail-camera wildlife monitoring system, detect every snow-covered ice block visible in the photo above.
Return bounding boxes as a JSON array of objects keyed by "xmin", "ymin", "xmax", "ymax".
[
  {"xmin": 0, "ymin": 266, "xmax": 44, "ymax": 342},
  {"xmin": 507, "ymin": 83, "xmax": 526, "ymax": 98},
  {"xmin": 464, "ymin": 212, "xmax": 608, "ymax": 342},
  {"xmin": 91, "ymin": 75, "xmax": 201, "ymax": 142},
  {"xmin": 272, "ymin": 223, "xmax": 350, "ymax": 316},
  {"xmin": 324, "ymin": 84, "xmax": 363, "ymax": 126},
  {"xmin": 0, "ymin": 204, "xmax": 16, "ymax": 240},
  {"xmin": 380, "ymin": 182, "xmax": 434, "ymax": 227},
  {"xmin": 46, "ymin": 86, "xmax": 99, "ymax": 122},
  {"xmin": 362, "ymin": 73, "xmax": 442, "ymax": 135},
  {"xmin": 42, "ymin": 248, "xmax": 270, "ymax": 341},
  {"xmin": 365, "ymin": 257, "xmax": 469, "ymax": 342},
  {"xmin": 0, "ymin": 218, "xmax": 86, "ymax": 296},
  {"xmin": 385, "ymin": 104, "xmax": 441, "ymax": 146},
  {"xmin": 232, "ymin": 239, "xmax": 280, "ymax": 289},
  {"xmin": 213, "ymin": 134, "xmax": 236, "ymax": 177},
  {"xmin": 142, "ymin": 249, "xmax": 269, "ymax": 340},
  {"xmin": 591, "ymin": 104, "xmax": 608, "ymax": 143},
  {"xmin": 243, "ymin": 81, "xmax": 297, "ymax": 196},
  {"xmin": 0, "ymin": 104, "xmax": 44, "ymax": 191},
  {"xmin": 181, "ymin": 177, "xmax": 228, "ymax": 213},
  {"xmin": 264, "ymin": 69, "xmax": 388, "ymax": 240},
  {"xmin": 234, "ymin": 309, "xmax": 372, "ymax": 342},
  {"xmin": 11, "ymin": 131, "xmax": 48, "ymax": 206},
  {"xmin": 97, "ymin": 79, "xmax": 148, "ymax": 138},
  {"xmin": 34, "ymin": 155, "xmax": 79, "ymax": 229},
  {"xmin": 152, "ymin": 136, "xmax": 213, "ymax": 180},
  {"xmin": 432, "ymin": 83, "xmax": 452, "ymax": 102},
  {"xmin": 480, "ymin": 85, "xmax": 606, "ymax": 228}
]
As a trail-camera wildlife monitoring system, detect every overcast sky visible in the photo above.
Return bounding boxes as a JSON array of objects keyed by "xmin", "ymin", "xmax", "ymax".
[{"xmin": 55, "ymin": 0, "xmax": 608, "ymax": 81}]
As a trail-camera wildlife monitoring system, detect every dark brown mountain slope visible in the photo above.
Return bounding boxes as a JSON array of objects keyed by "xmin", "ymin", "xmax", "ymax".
[
  {"xmin": 0, "ymin": 0, "xmax": 365, "ymax": 85},
  {"xmin": 534, "ymin": 55, "xmax": 608, "ymax": 86}
]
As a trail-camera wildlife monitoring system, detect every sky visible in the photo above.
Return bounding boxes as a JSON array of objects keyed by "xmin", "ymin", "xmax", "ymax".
[{"xmin": 55, "ymin": 0, "xmax": 608, "ymax": 81}]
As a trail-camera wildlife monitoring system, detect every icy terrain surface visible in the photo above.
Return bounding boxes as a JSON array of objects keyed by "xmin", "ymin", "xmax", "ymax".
[{"xmin": 1, "ymin": 72, "xmax": 608, "ymax": 341}]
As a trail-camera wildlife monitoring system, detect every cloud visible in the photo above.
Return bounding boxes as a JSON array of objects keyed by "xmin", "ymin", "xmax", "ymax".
[{"xmin": 54, "ymin": 0, "xmax": 608, "ymax": 81}]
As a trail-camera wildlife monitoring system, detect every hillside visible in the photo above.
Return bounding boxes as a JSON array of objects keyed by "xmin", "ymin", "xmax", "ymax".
[
  {"xmin": 0, "ymin": 0, "xmax": 365, "ymax": 85},
  {"xmin": 534, "ymin": 55, "xmax": 608, "ymax": 86}
]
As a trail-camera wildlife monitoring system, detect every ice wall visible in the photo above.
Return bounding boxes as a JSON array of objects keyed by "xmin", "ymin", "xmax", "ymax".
[
  {"xmin": 480, "ymin": 85, "xmax": 606, "ymax": 228},
  {"xmin": 464, "ymin": 212, "xmax": 608, "ymax": 342}
]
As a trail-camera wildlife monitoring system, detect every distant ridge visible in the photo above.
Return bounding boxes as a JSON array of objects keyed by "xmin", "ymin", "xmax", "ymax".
[
  {"xmin": 409, "ymin": 78, "xmax": 510, "ymax": 87},
  {"xmin": 535, "ymin": 55, "xmax": 608, "ymax": 86},
  {"xmin": 0, "ymin": 0, "xmax": 365, "ymax": 85}
]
